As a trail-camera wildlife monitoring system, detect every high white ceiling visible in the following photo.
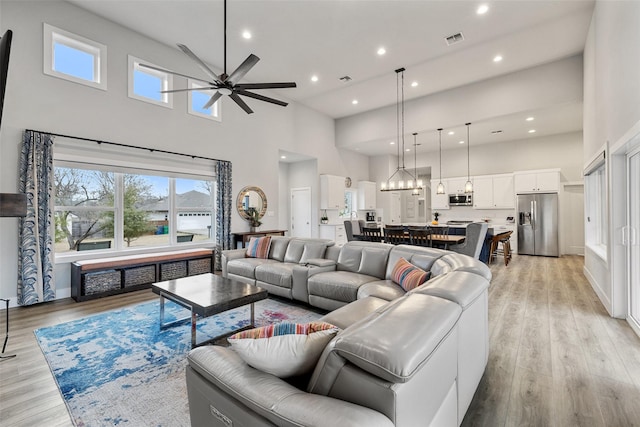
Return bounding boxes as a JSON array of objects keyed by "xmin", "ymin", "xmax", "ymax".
[{"xmin": 66, "ymin": 0, "xmax": 594, "ymax": 155}]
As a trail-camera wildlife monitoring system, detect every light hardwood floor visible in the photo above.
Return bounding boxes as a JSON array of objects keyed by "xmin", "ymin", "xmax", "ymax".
[{"xmin": 1, "ymin": 255, "xmax": 639, "ymax": 426}]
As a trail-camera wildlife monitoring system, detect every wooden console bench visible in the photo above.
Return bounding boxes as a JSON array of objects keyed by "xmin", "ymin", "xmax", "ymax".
[{"xmin": 71, "ymin": 248, "xmax": 215, "ymax": 302}]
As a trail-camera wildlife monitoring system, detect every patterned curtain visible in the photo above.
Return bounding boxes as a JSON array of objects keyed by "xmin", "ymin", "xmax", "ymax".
[
  {"xmin": 215, "ymin": 160, "xmax": 233, "ymax": 270},
  {"xmin": 17, "ymin": 131, "xmax": 56, "ymax": 305}
]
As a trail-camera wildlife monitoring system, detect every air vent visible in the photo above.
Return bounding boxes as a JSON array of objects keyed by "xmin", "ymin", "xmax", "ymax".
[
  {"xmin": 491, "ymin": 130, "xmax": 503, "ymax": 134},
  {"xmin": 445, "ymin": 32, "xmax": 464, "ymax": 46},
  {"xmin": 339, "ymin": 75, "xmax": 352, "ymax": 82}
]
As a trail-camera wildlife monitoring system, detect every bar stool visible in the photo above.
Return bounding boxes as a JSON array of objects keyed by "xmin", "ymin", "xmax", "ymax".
[{"xmin": 489, "ymin": 231, "xmax": 513, "ymax": 266}]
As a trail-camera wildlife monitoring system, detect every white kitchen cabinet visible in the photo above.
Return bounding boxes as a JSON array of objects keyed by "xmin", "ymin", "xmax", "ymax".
[
  {"xmin": 472, "ymin": 176, "xmax": 494, "ymax": 209},
  {"xmin": 448, "ymin": 177, "xmax": 470, "ymax": 194},
  {"xmin": 319, "ymin": 224, "xmax": 347, "ymax": 246},
  {"xmin": 472, "ymin": 174, "xmax": 514, "ymax": 209},
  {"xmin": 514, "ymin": 170, "xmax": 559, "ymax": 193},
  {"xmin": 357, "ymin": 181, "xmax": 377, "ymax": 210},
  {"xmin": 430, "ymin": 179, "xmax": 449, "ymax": 210},
  {"xmin": 493, "ymin": 175, "xmax": 515, "ymax": 208},
  {"xmin": 320, "ymin": 174, "xmax": 345, "ymax": 210}
]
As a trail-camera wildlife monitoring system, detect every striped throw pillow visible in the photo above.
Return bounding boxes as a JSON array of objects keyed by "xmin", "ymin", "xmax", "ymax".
[
  {"xmin": 245, "ymin": 236, "xmax": 271, "ymax": 259},
  {"xmin": 228, "ymin": 322, "xmax": 339, "ymax": 378},
  {"xmin": 391, "ymin": 257, "xmax": 429, "ymax": 292}
]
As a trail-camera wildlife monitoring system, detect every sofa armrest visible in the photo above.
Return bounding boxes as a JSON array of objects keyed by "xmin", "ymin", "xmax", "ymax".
[
  {"xmin": 291, "ymin": 262, "xmax": 337, "ymax": 303},
  {"xmin": 187, "ymin": 346, "xmax": 393, "ymax": 427},
  {"xmin": 221, "ymin": 249, "xmax": 246, "ymax": 277},
  {"xmin": 306, "ymin": 258, "xmax": 336, "ymax": 268}
]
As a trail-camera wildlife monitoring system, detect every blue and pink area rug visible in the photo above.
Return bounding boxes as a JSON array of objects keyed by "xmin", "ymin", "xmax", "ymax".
[{"xmin": 35, "ymin": 298, "xmax": 323, "ymax": 426}]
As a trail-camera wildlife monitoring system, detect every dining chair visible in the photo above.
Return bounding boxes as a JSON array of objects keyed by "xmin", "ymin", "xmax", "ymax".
[
  {"xmin": 361, "ymin": 226, "xmax": 383, "ymax": 242},
  {"xmin": 449, "ymin": 222, "xmax": 489, "ymax": 259},
  {"xmin": 408, "ymin": 228, "xmax": 432, "ymax": 247},
  {"xmin": 383, "ymin": 227, "xmax": 407, "ymax": 245},
  {"xmin": 428, "ymin": 225, "xmax": 450, "ymax": 249}
]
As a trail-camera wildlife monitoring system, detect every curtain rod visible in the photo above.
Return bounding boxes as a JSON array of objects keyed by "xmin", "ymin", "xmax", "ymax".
[{"xmin": 25, "ymin": 129, "xmax": 229, "ymax": 164}]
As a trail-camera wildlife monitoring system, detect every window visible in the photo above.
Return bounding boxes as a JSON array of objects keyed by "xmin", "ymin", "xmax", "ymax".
[
  {"xmin": 128, "ymin": 55, "xmax": 173, "ymax": 108},
  {"xmin": 43, "ymin": 23, "xmax": 107, "ymax": 90},
  {"xmin": 54, "ymin": 164, "xmax": 215, "ymax": 255},
  {"xmin": 188, "ymin": 79, "xmax": 221, "ymax": 121},
  {"xmin": 585, "ymin": 158, "xmax": 607, "ymax": 258}
]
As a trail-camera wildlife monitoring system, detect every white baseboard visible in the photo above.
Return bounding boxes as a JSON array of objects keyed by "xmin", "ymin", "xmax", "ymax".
[
  {"xmin": 2, "ymin": 287, "xmax": 71, "ymax": 309},
  {"xmin": 583, "ymin": 265, "xmax": 614, "ymax": 317},
  {"xmin": 628, "ymin": 316, "xmax": 640, "ymax": 339}
]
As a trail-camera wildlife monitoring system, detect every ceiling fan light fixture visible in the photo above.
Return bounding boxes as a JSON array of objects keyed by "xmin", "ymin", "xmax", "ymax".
[{"xmin": 218, "ymin": 87, "xmax": 232, "ymax": 95}]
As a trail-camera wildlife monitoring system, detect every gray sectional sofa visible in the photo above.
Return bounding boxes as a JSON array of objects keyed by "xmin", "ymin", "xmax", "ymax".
[{"xmin": 187, "ymin": 238, "xmax": 492, "ymax": 427}]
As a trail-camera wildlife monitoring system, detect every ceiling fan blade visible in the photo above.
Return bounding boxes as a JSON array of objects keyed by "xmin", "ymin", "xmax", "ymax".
[
  {"xmin": 138, "ymin": 63, "xmax": 214, "ymax": 85},
  {"xmin": 203, "ymin": 92, "xmax": 223, "ymax": 110},
  {"xmin": 237, "ymin": 90, "xmax": 288, "ymax": 107},
  {"xmin": 177, "ymin": 43, "xmax": 220, "ymax": 82},
  {"xmin": 235, "ymin": 82, "xmax": 297, "ymax": 90},
  {"xmin": 225, "ymin": 54, "xmax": 260, "ymax": 85},
  {"xmin": 161, "ymin": 86, "xmax": 218, "ymax": 94},
  {"xmin": 229, "ymin": 93, "xmax": 254, "ymax": 114}
]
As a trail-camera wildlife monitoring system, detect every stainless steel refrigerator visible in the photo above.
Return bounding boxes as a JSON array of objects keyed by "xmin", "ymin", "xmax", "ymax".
[{"xmin": 517, "ymin": 193, "xmax": 559, "ymax": 257}]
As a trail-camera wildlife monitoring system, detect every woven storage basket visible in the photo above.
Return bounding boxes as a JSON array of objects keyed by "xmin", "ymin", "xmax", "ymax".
[
  {"xmin": 84, "ymin": 270, "xmax": 121, "ymax": 295},
  {"xmin": 124, "ymin": 265, "xmax": 156, "ymax": 287},
  {"xmin": 160, "ymin": 261, "xmax": 187, "ymax": 280},
  {"xmin": 188, "ymin": 258, "xmax": 212, "ymax": 276}
]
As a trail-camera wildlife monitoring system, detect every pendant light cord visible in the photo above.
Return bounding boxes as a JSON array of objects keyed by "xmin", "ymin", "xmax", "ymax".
[
  {"xmin": 438, "ymin": 128, "xmax": 443, "ymax": 182},
  {"xmin": 223, "ymin": 0, "xmax": 227, "ymax": 76},
  {"xmin": 466, "ymin": 122, "xmax": 471, "ymax": 180}
]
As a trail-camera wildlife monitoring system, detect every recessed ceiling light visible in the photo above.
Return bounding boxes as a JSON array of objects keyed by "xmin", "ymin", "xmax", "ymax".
[
  {"xmin": 526, "ymin": 116, "xmax": 534, "ymax": 121},
  {"xmin": 477, "ymin": 4, "xmax": 489, "ymax": 15},
  {"xmin": 448, "ymin": 131, "xmax": 455, "ymax": 135},
  {"xmin": 280, "ymin": 155, "xmax": 286, "ymax": 159},
  {"xmin": 352, "ymin": 99, "xmax": 358, "ymax": 105},
  {"xmin": 411, "ymin": 81, "xmax": 418, "ymax": 87},
  {"xmin": 390, "ymin": 141, "xmax": 395, "ymax": 145},
  {"xmin": 377, "ymin": 47, "xmax": 386, "ymax": 56},
  {"xmin": 493, "ymin": 55, "xmax": 503, "ymax": 63},
  {"xmin": 528, "ymin": 129, "xmax": 536, "ymax": 133},
  {"xmin": 459, "ymin": 140, "xmax": 465, "ymax": 144},
  {"xmin": 311, "ymin": 75, "xmax": 319, "ymax": 82},
  {"xmin": 405, "ymin": 148, "xmax": 411, "ymax": 152},
  {"xmin": 242, "ymin": 30, "xmax": 252, "ymax": 40}
]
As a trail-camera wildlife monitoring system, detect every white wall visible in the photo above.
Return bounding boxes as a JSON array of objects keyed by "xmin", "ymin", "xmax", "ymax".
[
  {"xmin": 583, "ymin": 1, "xmax": 640, "ymax": 317},
  {"xmin": 0, "ymin": 1, "xmax": 370, "ymax": 303}
]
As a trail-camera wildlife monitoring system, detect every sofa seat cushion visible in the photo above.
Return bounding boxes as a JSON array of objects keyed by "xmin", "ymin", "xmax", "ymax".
[
  {"xmin": 255, "ymin": 262, "xmax": 298, "ymax": 288},
  {"xmin": 227, "ymin": 258, "xmax": 279, "ymax": 280},
  {"xmin": 308, "ymin": 271, "xmax": 379, "ymax": 303},
  {"xmin": 357, "ymin": 280, "xmax": 406, "ymax": 301}
]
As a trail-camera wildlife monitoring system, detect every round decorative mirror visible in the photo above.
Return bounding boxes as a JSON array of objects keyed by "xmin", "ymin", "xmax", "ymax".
[{"xmin": 237, "ymin": 186, "xmax": 267, "ymax": 226}]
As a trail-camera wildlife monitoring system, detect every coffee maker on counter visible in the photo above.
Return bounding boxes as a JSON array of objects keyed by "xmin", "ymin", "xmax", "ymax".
[{"xmin": 365, "ymin": 211, "xmax": 376, "ymax": 222}]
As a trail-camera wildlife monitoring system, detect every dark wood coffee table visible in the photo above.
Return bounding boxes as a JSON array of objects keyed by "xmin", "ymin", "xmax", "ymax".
[{"xmin": 151, "ymin": 273, "xmax": 267, "ymax": 348}]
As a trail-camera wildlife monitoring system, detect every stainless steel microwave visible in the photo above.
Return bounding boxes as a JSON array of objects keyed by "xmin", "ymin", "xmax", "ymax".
[{"xmin": 449, "ymin": 194, "xmax": 472, "ymax": 206}]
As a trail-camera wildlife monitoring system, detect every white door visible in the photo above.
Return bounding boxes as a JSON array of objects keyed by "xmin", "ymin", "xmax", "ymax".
[
  {"xmin": 291, "ymin": 187, "xmax": 312, "ymax": 238},
  {"xmin": 563, "ymin": 184, "xmax": 585, "ymax": 255},
  {"xmin": 389, "ymin": 192, "xmax": 401, "ymax": 224},
  {"xmin": 628, "ymin": 150, "xmax": 640, "ymax": 331}
]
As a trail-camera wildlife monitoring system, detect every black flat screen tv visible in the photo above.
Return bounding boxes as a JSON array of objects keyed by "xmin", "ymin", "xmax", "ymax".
[{"xmin": 0, "ymin": 29, "xmax": 13, "ymax": 130}]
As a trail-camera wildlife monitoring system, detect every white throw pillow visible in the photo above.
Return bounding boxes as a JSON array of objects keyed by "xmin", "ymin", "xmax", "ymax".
[{"xmin": 228, "ymin": 322, "xmax": 339, "ymax": 378}]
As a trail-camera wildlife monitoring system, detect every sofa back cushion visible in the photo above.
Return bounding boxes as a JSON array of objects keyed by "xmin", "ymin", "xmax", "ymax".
[
  {"xmin": 337, "ymin": 242, "xmax": 393, "ymax": 279},
  {"xmin": 283, "ymin": 239, "xmax": 331, "ymax": 264},
  {"xmin": 386, "ymin": 245, "xmax": 443, "ymax": 280},
  {"xmin": 268, "ymin": 237, "xmax": 291, "ymax": 261}
]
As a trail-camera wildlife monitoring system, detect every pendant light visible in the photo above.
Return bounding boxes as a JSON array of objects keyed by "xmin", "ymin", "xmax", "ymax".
[
  {"xmin": 380, "ymin": 67, "xmax": 421, "ymax": 192},
  {"xmin": 436, "ymin": 128, "xmax": 445, "ymax": 195},
  {"xmin": 464, "ymin": 122, "xmax": 473, "ymax": 193}
]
